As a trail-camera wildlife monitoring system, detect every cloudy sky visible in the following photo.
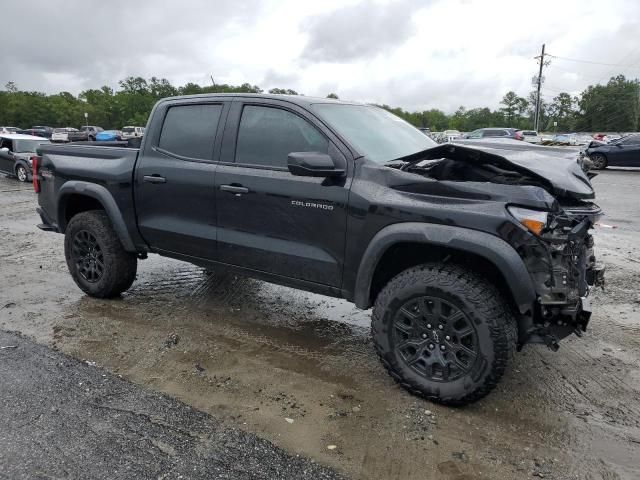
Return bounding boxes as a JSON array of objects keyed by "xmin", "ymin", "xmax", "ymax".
[{"xmin": 3, "ymin": 0, "xmax": 639, "ymax": 112}]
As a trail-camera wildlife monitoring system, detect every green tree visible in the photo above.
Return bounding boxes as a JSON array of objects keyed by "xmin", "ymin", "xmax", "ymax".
[
  {"xmin": 326, "ymin": 93, "xmax": 339, "ymax": 99},
  {"xmin": 499, "ymin": 91, "xmax": 528, "ymax": 127},
  {"xmin": 575, "ymin": 75, "xmax": 639, "ymax": 132},
  {"xmin": 547, "ymin": 92, "xmax": 575, "ymax": 131},
  {"xmin": 268, "ymin": 88, "xmax": 299, "ymax": 95}
]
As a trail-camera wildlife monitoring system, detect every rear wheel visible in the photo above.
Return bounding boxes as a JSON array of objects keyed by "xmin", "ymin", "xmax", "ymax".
[
  {"xmin": 590, "ymin": 153, "xmax": 607, "ymax": 169},
  {"xmin": 372, "ymin": 263, "xmax": 516, "ymax": 405},
  {"xmin": 64, "ymin": 210, "xmax": 137, "ymax": 298},
  {"xmin": 15, "ymin": 165, "xmax": 28, "ymax": 182}
]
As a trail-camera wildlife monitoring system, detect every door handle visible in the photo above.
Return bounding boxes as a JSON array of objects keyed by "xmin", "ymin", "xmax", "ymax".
[
  {"xmin": 143, "ymin": 175, "xmax": 166, "ymax": 184},
  {"xmin": 220, "ymin": 184, "xmax": 249, "ymax": 194}
]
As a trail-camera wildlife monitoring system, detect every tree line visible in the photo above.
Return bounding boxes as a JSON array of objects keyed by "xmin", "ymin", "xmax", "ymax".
[{"xmin": 0, "ymin": 74, "xmax": 638, "ymax": 132}]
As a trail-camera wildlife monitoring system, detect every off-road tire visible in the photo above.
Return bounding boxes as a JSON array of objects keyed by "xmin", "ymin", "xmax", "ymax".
[
  {"xmin": 372, "ymin": 263, "xmax": 517, "ymax": 406},
  {"xmin": 15, "ymin": 165, "xmax": 28, "ymax": 182},
  {"xmin": 590, "ymin": 153, "xmax": 607, "ymax": 170},
  {"xmin": 64, "ymin": 210, "xmax": 137, "ymax": 298}
]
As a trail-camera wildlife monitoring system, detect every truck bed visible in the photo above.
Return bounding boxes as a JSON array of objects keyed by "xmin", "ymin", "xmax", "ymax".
[{"xmin": 36, "ymin": 143, "xmax": 141, "ymax": 245}]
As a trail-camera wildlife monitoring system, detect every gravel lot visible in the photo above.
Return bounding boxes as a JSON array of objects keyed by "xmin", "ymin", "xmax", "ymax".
[
  {"xmin": 1, "ymin": 169, "xmax": 639, "ymax": 479},
  {"xmin": 0, "ymin": 331, "xmax": 342, "ymax": 480}
]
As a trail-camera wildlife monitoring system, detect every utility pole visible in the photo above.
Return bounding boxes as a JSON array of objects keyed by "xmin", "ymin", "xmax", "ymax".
[{"xmin": 534, "ymin": 43, "xmax": 546, "ymax": 132}]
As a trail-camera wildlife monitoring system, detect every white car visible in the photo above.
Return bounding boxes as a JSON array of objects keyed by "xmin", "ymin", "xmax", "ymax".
[
  {"xmin": 0, "ymin": 127, "xmax": 19, "ymax": 134},
  {"xmin": 51, "ymin": 127, "xmax": 78, "ymax": 143},
  {"xmin": 121, "ymin": 126, "xmax": 145, "ymax": 140},
  {"xmin": 442, "ymin": 129, "xmax": 462, "ymax": 142},
  {"xmin": 518, "ymin": 130, "xmax": 542, "ymax": 144}
]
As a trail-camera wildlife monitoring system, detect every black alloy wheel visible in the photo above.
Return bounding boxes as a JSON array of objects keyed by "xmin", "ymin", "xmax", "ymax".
[
  {"xmin": 393, "ymin": 296, "xmax": 478, "ymax": 382},
  {"xmin": 71, "ymin": 230, "xmax": 105, "ymax": 283}
]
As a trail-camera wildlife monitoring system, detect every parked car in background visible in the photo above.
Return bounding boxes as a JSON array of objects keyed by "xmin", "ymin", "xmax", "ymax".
[
  {"xmin": 518, "ymin": 130, "xmax": 541, "ymax": 144},
  {"xmin": 0, "ymin": 127, "xmax": 19, "ymax": 134},
  {"xmin": 68, "ymin": 125, "xmax": 104, "ymax": 142},
  {"xmin": 51, "ymin": 127, "xmax": 78, "ymax": 143},
  {"xmin": 464, "ymin": 128, "xmax": 524, "ymax": 140},
  {"xmin": 0, "ymin": 134, "xmax": 50, "ymax": 182},
  {"xmin": 31, "ymin": 126, "xmax": 54, "ymax": 138},
  {"xmin": 95, "ymin": 130, "xmax": 123, "ymax": 141},
  {"xmin": 121, "ymin": 126, "xmax": 145, "ymax": 140},
  {"xmin": 16, "ymin": 128, "xmax": 49, "ymax": 138},
  {"xmin": 442, "ymin": 129, "xmax": 462, "ymax": 142},
  {"xmin": 586, "ymin": 134, "xmax": 640, "ymax": 169},
  {"xmin": 552, "ymin": 134, "xmax": 578, "ymax": 146}
]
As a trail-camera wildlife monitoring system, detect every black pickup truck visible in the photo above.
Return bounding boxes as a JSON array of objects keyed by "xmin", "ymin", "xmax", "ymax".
[{"xmin": 34, "ymin": 94, "xmax": 604, "ymax": 405}]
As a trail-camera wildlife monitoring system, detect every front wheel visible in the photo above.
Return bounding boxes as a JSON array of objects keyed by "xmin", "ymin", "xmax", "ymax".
[
  {"xmin": 64, "ymin": 210, "xmax": 137, "ymax": 298},
  {"xmin": 372, "ymin": 263, "xmax": 516, "ymax": 406},
  {"xmin": 15, "ymin": 165, "xmax": 28, "ymax": 182},
  {"xmin": 590, "ymin": 153, "xmax": 607, "ymax": 169}
]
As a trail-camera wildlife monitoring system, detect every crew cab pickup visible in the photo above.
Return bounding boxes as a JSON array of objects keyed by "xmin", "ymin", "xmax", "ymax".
[{"xmin": 34, "ymin": 94, "xmax": 605, "ymax": 405}]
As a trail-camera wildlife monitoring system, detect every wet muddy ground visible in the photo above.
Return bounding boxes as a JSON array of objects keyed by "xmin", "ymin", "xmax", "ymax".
[{"xmin": 1, "ymin": 170, "xmax": 639, "ymax": 480}]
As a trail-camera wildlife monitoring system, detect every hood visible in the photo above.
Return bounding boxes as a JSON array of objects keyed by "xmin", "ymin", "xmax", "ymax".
[{"xmin": 403, "ymin": 139, "xmax": 594, "ymax": 200}]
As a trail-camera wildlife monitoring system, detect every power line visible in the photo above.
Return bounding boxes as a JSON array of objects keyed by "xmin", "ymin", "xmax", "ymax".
[{"xmin": 546, "ymin": 53, "xmax": 639, "ymax": 68}]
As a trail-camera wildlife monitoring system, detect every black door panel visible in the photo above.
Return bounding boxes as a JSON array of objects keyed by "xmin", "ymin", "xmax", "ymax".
[
  {"xmin": 135, "ymin": 101, "xmax": 229, "ymax": 259},
  {"xmin": 136, "ymin": 155, "xmax": 217, "ymax": 258},
  {"xmin": 215, "ymin": 100, "xmax": 352, "ymax": 287},
  {"xmin": 215, "ymin": 164, "xmax": 348, "ymax": 286}
]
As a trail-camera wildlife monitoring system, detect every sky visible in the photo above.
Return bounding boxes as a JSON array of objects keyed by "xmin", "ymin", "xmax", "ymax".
[{"xmin": 2, "ymin": 0, "xmax": 639, "ymax": 113}]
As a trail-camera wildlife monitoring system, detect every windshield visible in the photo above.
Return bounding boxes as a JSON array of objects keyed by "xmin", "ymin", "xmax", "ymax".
[
  {"xmin": 311, "ymin": 104, "xmax": 436, "ymax": 163},
  {"xmin": 14, "ymin": 139, "xmax": 51, "ymax": 153},
  {"xmin": 122, "ymin": 127, "xmax": 135, "ymax": 133}
]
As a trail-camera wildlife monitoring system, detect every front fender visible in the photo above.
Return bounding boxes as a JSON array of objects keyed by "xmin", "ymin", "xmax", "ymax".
[
  {"xmin": 353, "ymin": 222, "xmax": 536, "ymax": 314},
  {"xmin": 57, "ymin": 181, "xmax": 136, "ymax": 252}
]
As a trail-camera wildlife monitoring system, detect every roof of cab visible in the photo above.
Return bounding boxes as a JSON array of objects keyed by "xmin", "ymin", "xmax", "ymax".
[{"xmin": 158, "ymin": 93, "xmax": 359, "ymax": 108}]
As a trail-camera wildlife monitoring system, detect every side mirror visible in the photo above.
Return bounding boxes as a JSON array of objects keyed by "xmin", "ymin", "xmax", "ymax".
[
  {"xmin": 0, "ymin": 147, "xmax": 9, "ymax": 153},
  {"xmin": 287, "ymin": 152, "xmax": 345, "ymax": 177}
]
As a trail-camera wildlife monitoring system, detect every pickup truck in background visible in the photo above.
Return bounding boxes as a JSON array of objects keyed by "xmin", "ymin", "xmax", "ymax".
[
  {"xmin": 68, "ymin": 125, "xmax": 104, "ymax": 142},
  {"xmin": 34, "ymin": 93, "xmax": 604, "ymax": 405}
]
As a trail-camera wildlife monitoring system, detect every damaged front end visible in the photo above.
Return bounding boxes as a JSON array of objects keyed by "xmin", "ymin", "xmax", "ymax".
[
  {"xmin": 511, "ymin": 200, "xmax": 605, "ymax": 349},
  {"xmin": 395, "ymin": 142, "xmax": 606, "ymax": 349}
]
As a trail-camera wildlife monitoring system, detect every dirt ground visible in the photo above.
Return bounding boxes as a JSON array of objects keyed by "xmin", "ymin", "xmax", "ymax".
[{"xmin": 1, "ymin": 170, "xmax": 639, "ymax": 480}]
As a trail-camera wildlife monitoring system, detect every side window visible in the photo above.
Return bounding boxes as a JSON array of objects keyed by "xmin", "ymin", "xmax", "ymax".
[
  {"xmin": 235, "ymin": 105, "xmax": 329, "ymax": 168},
  {"xmin": 159, "ymin": 104, "xmax": 222, "ymax": 160},
  {"xmin": 484, "ymin": 129, "xmax": 504, "ymax": 137}
]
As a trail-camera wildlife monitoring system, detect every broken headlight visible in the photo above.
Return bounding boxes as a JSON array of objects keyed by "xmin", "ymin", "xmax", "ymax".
[{"xmin": 507, "ymin": 206, "xmax": 549, "ymax": 236}]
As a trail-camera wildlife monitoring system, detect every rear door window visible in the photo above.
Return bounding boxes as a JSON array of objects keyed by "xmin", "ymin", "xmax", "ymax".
[
  {"xmin": 158, "ymin": 104, "xmax": 223, "ymax": 160},
  {"xmin": 235, "ymin": 105, "xmax": 328, "ymax": 169}
]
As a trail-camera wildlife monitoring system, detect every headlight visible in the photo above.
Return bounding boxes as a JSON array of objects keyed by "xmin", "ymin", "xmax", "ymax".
[{"xmin": 507, "ymin": 206, "xmax": 548, "ymax": 235}]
